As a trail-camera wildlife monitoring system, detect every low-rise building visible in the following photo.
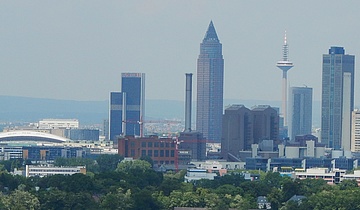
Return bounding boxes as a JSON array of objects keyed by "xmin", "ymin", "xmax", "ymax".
[
  {"xmin": 25, "ymin": 165, "xmax": 86, "ymax": 177},
  {"xmin": 184, "ymin": 168, "xmax": 217, "ymax": 182},
  {"xmin": 118, "ymin": 135, "xmax": 176, "ymax": 166},
  {"xmin": 293, "ymin": 168, "xmax": 345, "ymax": 184}
]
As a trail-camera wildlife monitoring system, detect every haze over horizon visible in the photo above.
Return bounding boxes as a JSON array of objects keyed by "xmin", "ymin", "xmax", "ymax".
[{"xmin": 1, "ymin": 1, "xmax": 359, "ymax": 105}]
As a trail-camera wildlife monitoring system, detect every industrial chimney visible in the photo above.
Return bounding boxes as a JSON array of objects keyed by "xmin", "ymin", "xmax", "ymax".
[{"xmin": 184, "ymin": 73, "xmax": 193, "ymax": 132}]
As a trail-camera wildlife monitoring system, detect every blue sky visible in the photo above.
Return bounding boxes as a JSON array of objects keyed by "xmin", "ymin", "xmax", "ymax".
[{"xmin": 0, "ymin": 1, "xmax": 359, "ymax": 105}]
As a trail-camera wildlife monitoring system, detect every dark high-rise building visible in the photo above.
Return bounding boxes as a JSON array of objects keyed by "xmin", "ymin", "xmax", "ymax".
[
  {"xmin": 109, "ymin": 73, "xmax": 145, "ymax": 140},
  {"xmin": 221, "ymin": 104, "xmax": 279, "ymax": 161},
  {"xmin": 221, "ymin": 105, "xmax": 253, "ymax": 161},
  {"xmin": 196, "ymin": 21, "xmax": 224, "ymax": 142},
  {"xmin": 109, "ymin": 92, "xmax": 124, "ymax": 140},
  {"xmin": 251, "ymin": 105, "xmax": 279, "ymax": 144},
  {"xmin": 121, "ymin": 73, "xmax": 145, "ymax": 137},
  {"xmin": 321, "ymin": 47, "xmax": 355, "ymax": 150},
  {"xmin": 289, "ymin": 87, "xmax": 313, "ymax": 141}
]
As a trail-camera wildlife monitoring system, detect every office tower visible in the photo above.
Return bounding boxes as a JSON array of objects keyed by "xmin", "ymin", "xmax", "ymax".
[
  {"xmin": 221, "ymin": 105, "xmax": 253, "ymax": 161},
  {"xmin": 109, "ymin": 73, "xmax": 145, "ymax": 140},
  {"xmin": 109, "ymin": 92, "xmax": 124, "ymax": 140},
  {"xmin": 276, "ymin": 32, "xmax": 294, "ymax": 127},
  {"xmin": 121, "ymin": 73, "xmax": 145, "ymax": 137},
  {"xmin": 196, "ymin": 21, "xmax": 224, "ymax": 142},
  {"xmin": 351, "ymin": 109, "xmax": 360, "ymax": 152},
  {"xmin": 251, "ymin": 105, "xmax": 279, "ymax": 143},
  {"xmin": 321, "ymin": 47, "xmax": 355, "ymax": 149},
  {"xmin": 289, "ymin": 87, "xmax": 313, "ymax": 141}
]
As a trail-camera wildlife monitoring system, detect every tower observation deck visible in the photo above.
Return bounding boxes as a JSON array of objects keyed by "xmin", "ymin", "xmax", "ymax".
[{"xmin": 276, "ymin": 31, "xmax": 294, "ymax": 127}]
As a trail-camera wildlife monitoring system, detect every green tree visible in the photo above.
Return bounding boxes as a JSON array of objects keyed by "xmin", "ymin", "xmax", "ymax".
[
  {"xmin": 282, "ymin": 179, "xmax": 301, "ymax": 201},
  {"xmin": 132, "ymin": 189, "xmax": 162, "ymax": 210},
  {"xmin": 139, "ymin": 156, "xmax": 154, "ymax": 167},
  {"xmin": 116, "ymin": 159, "xmax": 152, "ymax": 173},
  {"xmin": 229, "ymin": 194, "xmax": 253, "ymax": 210},
  {"xmin": 38, "ymin": 188, "xmax": 67, "ymax": 210},
  {"xmin": 267, "ymin": 188, "xmax": 284, "ymax": 210},
  {"xmin": 1, "ymin": 189, "xmax": 40, "ymax": 210},
  {"xmin": 96, "ymin": 154, "xmax": 123, "ymax": 173},
  {"xmin": 100, "ymin": 188, "xmax": 133, "ymax": 210},
  {"xmin": 338, "ymin": 179, "xmax": 358, "ymax": 190}
]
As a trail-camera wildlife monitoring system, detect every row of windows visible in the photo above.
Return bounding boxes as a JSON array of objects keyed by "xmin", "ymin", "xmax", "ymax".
[
  {"xmin": 141, "ymin": 149, "xmax": 175, "ymax": 158},
  {"xmin": 30, "ymin": 169, "xmax": 80, "ymax": 172},
  {"xmin": 140, "ymin": 141, "xmax": 175, "ymax": 148}
]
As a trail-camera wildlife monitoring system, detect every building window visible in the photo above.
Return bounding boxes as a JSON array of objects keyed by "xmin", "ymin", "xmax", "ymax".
[
  {"xmin": 165, "ymin": 143, "xmax": 170, "ymax": 148},
  {"xmin": 165, "ymin": 150, "xmax": 169, "ymax": 157},
  {"xmin": 160, "ymin": 142, "xmax": 164, "ymax": 148},
  {"xmin": 141, "ymin": 150, "xmax": 146, "ymax": 157},
  {"xmin": 141, "ymin": 142, "xmax": 146, "ymax": 148},
  {"xmin": 154, "ymin": 142, "xmax": 159, "ymax": 147},
  {"xmin": 148, "ymin": 142, "xmax": 153, "ymax": 147},
  {"xmin": 154, "ymin": 150, "xmax": 159, "ymax": 157},
  {"xmin": 148, "ymin": 150, "xmax": 152, "ymax": 157},
  {"xmin": 131, "ymin": 142, "xmax": 135, "ymax": 147},
  {"xmin": 171, "ymin": 150, "xmax": 174, "ymax": 157},
  {"xmin": 131, "ymin": 149, "xmax": 135, "ymax": 156},
  {"xmin": 160, "ymin": 150, "xmax": 164, "ymax": 157}
]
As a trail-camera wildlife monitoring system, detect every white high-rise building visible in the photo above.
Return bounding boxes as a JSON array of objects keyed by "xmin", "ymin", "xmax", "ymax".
[{"xmin": 351, "ymin": 109, "xmax": 360, "ymax": 152}]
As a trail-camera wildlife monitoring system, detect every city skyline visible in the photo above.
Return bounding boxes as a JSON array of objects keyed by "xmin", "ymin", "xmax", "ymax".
[{"xmin": 1, "ymin": 1, "xmax": 360, "ymax": 106}]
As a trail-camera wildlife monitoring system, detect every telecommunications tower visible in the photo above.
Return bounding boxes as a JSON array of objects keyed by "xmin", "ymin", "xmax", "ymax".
[{"xmin": 276, "ymin": 31, "xmax": 294, "ymax": 126}]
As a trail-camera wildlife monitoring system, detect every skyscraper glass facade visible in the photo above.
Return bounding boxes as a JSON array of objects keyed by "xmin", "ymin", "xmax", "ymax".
[
  {"xmin": 121, "ymin": 73, "xmax": 145, "ymax": 136},
  {"xmin": 289, "ymin": 87, "xmax": 313, "ymax": 141},
  {"xmin": 196, "ymin": 21, "xmax": 224, "ymax": 142},
  {"xmin": 109, "ymin": 92, "xmax": 124, "ymax": 140},
  {"xmin": 109, "ymin": 73, "xmax": 145, "ymax": 140},
  {"xmin": 321, "ymin": 46, "xmax": 355, "ymax": 149}
]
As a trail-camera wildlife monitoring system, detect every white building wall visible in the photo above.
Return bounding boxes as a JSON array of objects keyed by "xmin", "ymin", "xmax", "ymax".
[
  {"xmin": 285, "ymin": 146, "xmax": 299, "ymax": 158},
  {"xmin": 351, "ymin": 110, "xmax": 360, "ymax": 152},
  {"xmin": 39, "ymin": 119, "xmax": 79, "ymax": 129},
  {"xmin": 341, "ymin": 72, "xmax": 352, "ymax": 151}
]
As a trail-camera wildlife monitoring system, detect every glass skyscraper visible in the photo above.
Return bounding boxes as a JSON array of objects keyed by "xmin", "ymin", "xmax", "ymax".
[
  {"xmin": 196, "ymin": 21, "xmax": 224, "ymax": 142},
  {"xmin": 289, "ymin": 86, "xmax": 313, "ymax": 141},
  {"xmin": 109, "ymin": 73, "xmax": 145, "ymax": 140},
  {"xmin": 321, "ymin": 47, "xmax": 355, "ymax": 150},
  {"xmin": 109, "ymin": 92, "xmax": 124, "ymax": 140}
]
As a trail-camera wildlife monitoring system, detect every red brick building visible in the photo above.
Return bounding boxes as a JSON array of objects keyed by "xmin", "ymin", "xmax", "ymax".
[{"xmin": 118, "ymin": 135, "xmax": 176, "ymax": 166}]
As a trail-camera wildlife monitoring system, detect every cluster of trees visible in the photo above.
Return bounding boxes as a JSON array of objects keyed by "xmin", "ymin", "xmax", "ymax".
[{"xmin": 0, "ymin": 156, "xmax": 359, "ymax": 209}]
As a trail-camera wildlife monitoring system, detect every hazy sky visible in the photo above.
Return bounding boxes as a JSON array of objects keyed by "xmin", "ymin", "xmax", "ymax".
[{"xmin": 1, "ymin": 1, "xmax": 359, "ymax": 105}]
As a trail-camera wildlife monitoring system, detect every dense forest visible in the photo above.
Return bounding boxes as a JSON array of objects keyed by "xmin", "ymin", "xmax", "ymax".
[{"xmin": 0, "ymin": 155, "xmax": 359, "ymax": 210}]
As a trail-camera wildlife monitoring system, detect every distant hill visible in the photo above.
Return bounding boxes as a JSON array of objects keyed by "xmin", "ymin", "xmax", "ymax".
[{"xmin": 0, "ymin": 95, "xmax": 321, "ymax": 127}]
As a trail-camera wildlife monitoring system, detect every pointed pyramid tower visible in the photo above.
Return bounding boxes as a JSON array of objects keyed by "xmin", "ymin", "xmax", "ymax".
[{"xmin": 203, "ymin": 21, "xmax": 219, "ymax": 41}]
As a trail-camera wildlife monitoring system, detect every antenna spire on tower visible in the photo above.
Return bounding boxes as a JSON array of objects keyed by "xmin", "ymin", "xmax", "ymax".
[{"xmin": 276, "ymin": 31, "xmax": 294, "ymax": 128}]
